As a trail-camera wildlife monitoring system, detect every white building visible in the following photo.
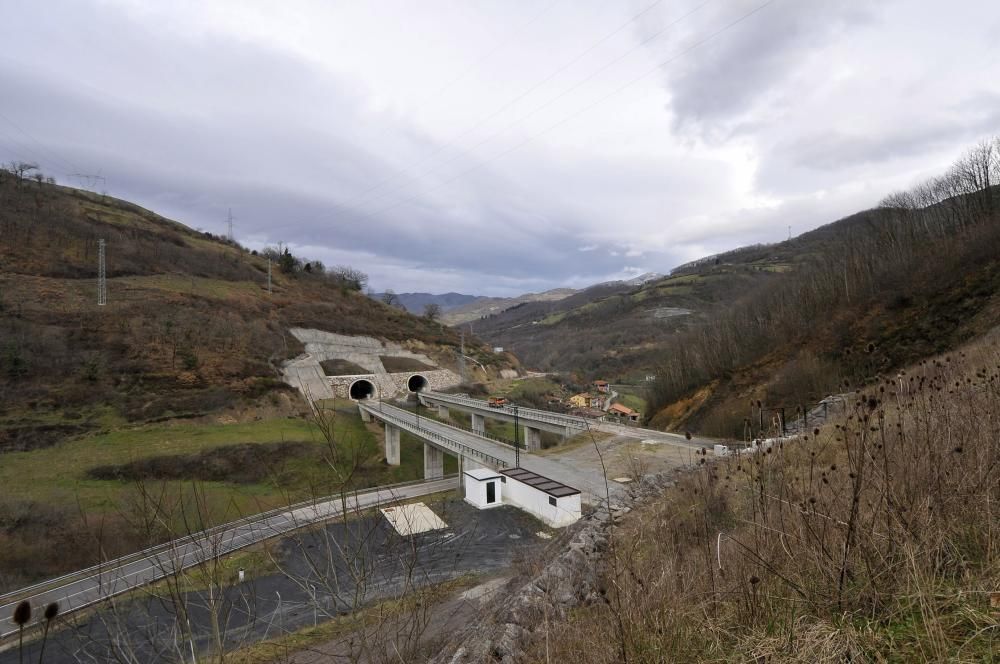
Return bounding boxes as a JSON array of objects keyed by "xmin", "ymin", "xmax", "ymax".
[
  {"xmin": 462, "ymin": 466, "xmax": 582, "ymax": 528},
  {"xmin": 462, "ymin": 467, "xmax": 505, "ymax": 509}
]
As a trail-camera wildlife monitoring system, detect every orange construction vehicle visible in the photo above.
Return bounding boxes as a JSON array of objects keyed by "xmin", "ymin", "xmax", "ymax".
[{"xmin": 487, "ymin": 397, "xmax": 508, "ymax": 408}]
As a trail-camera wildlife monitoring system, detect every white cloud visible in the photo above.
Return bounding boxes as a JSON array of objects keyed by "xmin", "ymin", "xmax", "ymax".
[{"xmin": 1, "ymin": 0, "xmax": 998, "ymax": 296}]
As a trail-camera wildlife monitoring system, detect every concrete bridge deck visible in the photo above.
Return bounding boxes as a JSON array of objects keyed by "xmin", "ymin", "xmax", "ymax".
[
  {"xmin": 418, "ymin": 391, "xmax": 593, "ymax": 445},
  {"xmin": 359, "ymin": 401, "xmax": 621, "ymax": 504}
]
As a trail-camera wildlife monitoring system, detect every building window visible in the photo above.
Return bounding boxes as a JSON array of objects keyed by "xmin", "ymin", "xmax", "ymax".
[
  {"xmin": 548, "ymin": 496, "xmax": 557, "ymax": 507},
  {"xmin": 500, "ymin": 476, "xmax": 506, "ymax": 483}
]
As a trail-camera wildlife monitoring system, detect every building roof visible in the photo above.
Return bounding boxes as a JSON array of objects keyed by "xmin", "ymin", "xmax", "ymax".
[
  {"xmin": 609, "ymin": 403, "xmax": 635, "ymax": 415},
  {"xmin": 500, "ymin": 468, "xmax": 580, "ymax": 498},
  {"xmin": 464, "ymin": 467, "xmax": 503, "ymax": 481},
  {"xmin": 593, "ymin": 380, "xmax": 608, "ymax": 385}
]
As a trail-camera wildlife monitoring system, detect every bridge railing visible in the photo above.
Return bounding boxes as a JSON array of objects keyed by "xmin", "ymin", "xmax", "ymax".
[
  {"xmin": 415, "ymin": 415, "xmax": 519, "ymax": 449},
  {"xmin": 423, "ymin": 391, "xmax": 590, "ymax": 429},
  {"xmin": 362, "ymin": 404, "xmax": 509, "ymax": 468},
  {"xmin": 0, "ymin": 474, "xmax": 458, "ymax": 610}
]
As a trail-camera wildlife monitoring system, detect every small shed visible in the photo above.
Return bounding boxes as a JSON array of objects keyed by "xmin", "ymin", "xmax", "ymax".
[
  {"xmin": 463, "ymin": 467, "xmax": 504, "ymax": 509},
  {"xmin": 500, "ymin": 468, "xmax": 581, "ymax": 528}
]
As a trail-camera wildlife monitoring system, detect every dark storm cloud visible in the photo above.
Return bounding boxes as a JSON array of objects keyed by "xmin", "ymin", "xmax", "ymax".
[
  {"xmin": 651, "ymin": 1, "xmax": 873, "ymax": 139},
  {"xmin": 0, "ymin": 2, "xmax": 611, "ymax": 291}
]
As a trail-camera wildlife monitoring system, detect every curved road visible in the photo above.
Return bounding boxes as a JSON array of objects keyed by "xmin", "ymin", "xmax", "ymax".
[{"xmin": 0, "ymin": 477, "xmax": 458, "ymax": 641}]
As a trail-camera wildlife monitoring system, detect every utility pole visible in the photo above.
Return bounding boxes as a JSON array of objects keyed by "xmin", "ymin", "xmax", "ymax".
[
  {"xmin": 458, "ymin": 329, "xmax": 467, "ymax": 382},
  {"xmin": 97, "ymin": 239, "xmax": 107, "ymax": 306},
  {"xmin": 226, "ymin": 208, "xmax": 235, "ymax": 242},
  {"xmin": 513, "ymin": 404, "xmax": 520, "ymax": 468}
]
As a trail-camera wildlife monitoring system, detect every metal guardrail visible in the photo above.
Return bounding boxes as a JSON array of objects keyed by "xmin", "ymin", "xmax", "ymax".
[
  {"xmin": 0, "ymin": 475, "xmax": 459, "ymax": 609},
  {"xmin": 434, "ymin": 419, "xmax": 519, "ymax": 449},
  {"xmin": 423, "ymin": 391, "xmax": 590, "ymax": 429},
  {"xmin": 361, "ymin": 403, "xmax": 509, "ymax": 469}
]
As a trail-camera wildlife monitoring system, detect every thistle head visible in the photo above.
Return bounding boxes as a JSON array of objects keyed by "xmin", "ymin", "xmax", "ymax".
[{"xmin": 13, "ymin": 600, "xmax": 30, "ymax": 626}]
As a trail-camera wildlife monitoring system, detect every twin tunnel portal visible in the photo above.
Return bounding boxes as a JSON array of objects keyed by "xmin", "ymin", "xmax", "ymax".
[{"xmin": 348, "ymin": 373, "xmax": 428, "ymax": 400}]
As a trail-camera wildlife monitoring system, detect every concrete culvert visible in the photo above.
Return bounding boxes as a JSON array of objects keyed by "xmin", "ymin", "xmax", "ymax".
[
  {"xmin": 349, "ymin": 379, "xmax": 376, "ymax": 401},
  {"xmin": 407, "ymin": 374, "xmax": 429, "ymax": 393}
]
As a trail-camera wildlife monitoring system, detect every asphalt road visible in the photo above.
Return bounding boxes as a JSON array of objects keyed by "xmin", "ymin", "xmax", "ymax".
[
  {"xmin": 0, "ymin": 478, "xmax": 458, "ymax": 641},
  {"xmin": 3, "ymin": 497, "xmax": 552, "ymax": 664}
]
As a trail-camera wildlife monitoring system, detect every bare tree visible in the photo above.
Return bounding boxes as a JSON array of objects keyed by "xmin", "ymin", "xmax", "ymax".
[
  {"xmin": 331, "ymin": 266, "xmax": 368, "ymax": 292},
  {"xmin": 423, "ymin": 303, "xmax": 442, "ymax": 321},
  {"xmin": 7, "ymin": 161, "xmax": 39, "ymax": 187},
  {"xmin": 380, "ymin": 289, "xmax": 398, "ymax": 307}
]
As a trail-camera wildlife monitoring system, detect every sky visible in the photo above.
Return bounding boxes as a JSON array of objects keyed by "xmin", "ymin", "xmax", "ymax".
[{"xmin": 2, "ymin": 0, "xmax": 999, "ymax": 296}]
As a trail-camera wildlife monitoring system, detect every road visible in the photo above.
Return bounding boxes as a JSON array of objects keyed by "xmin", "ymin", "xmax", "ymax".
[
  {"xmin": 360, "ymin": 401, "xmax": 622, "ymax": 503},
  {"xmin": 0, "ymin": 477, "xmax": 458, "ymax": 641},
  {"xmin": 420, "ymin": 391, "xmax": 590, "ymax": 430},
  {"xmin": 2, "ymin": 496, "xmax": 550, "ymax": 664}
]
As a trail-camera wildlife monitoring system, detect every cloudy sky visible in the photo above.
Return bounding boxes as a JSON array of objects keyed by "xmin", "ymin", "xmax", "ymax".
[{"xmin": 2, "ymin": 0, "xmax": 999, "ymax": 295}]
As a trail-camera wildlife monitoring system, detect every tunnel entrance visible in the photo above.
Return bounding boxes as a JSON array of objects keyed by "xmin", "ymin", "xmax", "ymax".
[
  {"xmin": 349, "ymin": 379, "xmax": 376, "ymax": 401},
  {"xmin": 407, "ymin": 374, "xmax": 429, "ymax": 393}
]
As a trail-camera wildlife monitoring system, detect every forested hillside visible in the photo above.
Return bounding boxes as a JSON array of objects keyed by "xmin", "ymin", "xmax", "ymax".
[{"xmin": 649, "ymin": 138, "xmax": 1000, "ymax": 436}]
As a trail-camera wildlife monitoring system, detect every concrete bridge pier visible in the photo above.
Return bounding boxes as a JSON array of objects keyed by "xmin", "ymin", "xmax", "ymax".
[
  {"xmin": 471, "ymin": 413, "xmax": 486, "ymax": 435},
  {"xmin": 359, "ymin": 407, "xmax": 373, "ymax": 423},
  {"xmin": 385, "ymin": 423, "xmax": 401, "ymax": 466},
  {"xmin": 523, "ymin": 425, "xmax": 542, "ymax": 452},
  {"xmin": 438, "ymin": 404, "xmax": 450, "ymax": 419},
  {"xmin": 424, "ymin": 443, "xmax": 445, "ymax": 480},
  {"xmin": 459, "ymin": 455, "xmax": 485, "ymax": 489}
]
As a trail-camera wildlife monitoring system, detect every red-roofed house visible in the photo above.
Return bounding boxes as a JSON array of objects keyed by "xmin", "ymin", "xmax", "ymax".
[{"xmin": 608, "ymin": 403, "xmax": 640, "ymax": 422}]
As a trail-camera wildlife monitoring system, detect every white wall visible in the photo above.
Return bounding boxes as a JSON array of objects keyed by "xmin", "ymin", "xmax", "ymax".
[
  {"xmin": 464, "ymin": 475, "xmax": 503, "ymax": 509},
  {"xmin": 502, "ymin": 477, "xmax": 581, "ymax": 528}
]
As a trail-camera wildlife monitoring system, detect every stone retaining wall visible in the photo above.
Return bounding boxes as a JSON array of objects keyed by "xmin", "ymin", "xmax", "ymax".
[{"xmin": 327, "ymin": 369, "xmax": 462, "ymax": 399}]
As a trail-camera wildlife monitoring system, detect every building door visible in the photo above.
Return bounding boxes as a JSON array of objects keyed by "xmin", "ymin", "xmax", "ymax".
[{"xmin": 486, "ymin": 481, "xmax": 496, "ymax": 504}]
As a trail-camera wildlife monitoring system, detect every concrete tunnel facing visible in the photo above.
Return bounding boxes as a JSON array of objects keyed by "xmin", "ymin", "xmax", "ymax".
[
  {"xmin": 407, "ymin": 374, "xmax": 429, "ymax": 393},
  {"xmin": 349, "ymin": 379, "xmax": 377, "ymax": 401}
]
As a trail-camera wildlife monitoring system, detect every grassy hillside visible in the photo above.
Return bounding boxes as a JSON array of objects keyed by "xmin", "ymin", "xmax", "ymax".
[
  {"xmin": 0, "ymin": 177, "xmax": 503, "ymax": 448},
  {"xmin": 472, "ymin": 264, "xmax": 778, "ymax": 380},
  {"xmin": 441, "ymin": 287, "xmax": 578, "ymax": 326},
  {"xmin": 533, "ymin": 333, "xmax": 1000, "ymax": 661},
  {"xmin": 0, "ymin": 175, "xmax": 498, "ymax": 590}
]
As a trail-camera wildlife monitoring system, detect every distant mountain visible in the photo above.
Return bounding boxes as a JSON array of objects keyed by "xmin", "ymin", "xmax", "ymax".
[
  {"xmin": 440, "ymin": 288, "xmax": 578, "ymax": 325},
  {"xmin": 372, "ymin": 292, "xmax": 483, "ymax": 315}
]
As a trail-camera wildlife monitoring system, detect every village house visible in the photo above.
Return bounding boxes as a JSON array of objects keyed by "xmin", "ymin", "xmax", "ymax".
[
  {"xmin": 570, "ymin": 391, "xmax": 608, "ymax": 410},
  {"xmin": 608, "ymin": 402, "xmax": 641, "ymax": 422},
  {"xmin": 592, "ymin": 379, "xmax": 610, "ymax": 393}
]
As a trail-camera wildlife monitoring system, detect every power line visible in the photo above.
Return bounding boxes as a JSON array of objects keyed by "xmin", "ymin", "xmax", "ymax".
[
  {"xmin": 339, "ymin": 0, "xmax": 562, "ymax": 203},
  {"xmin": 97, "ymin": 239, "xmax": 107, "ymax": 307},
  {"xmin": 421, "ymin": 0, "xmax": 562, "ymax": 103},
  {"xmin": 0, "ymin": 109, "xmax": 82, "ymax": 175},
  {"xmin": 0, "ymin": 133, "xmax": 38, "ymax": 166},
  {"xmin": 337, "ymin": 0, "xmax": 686, "ymax": 212},
  {"xmin": 355, "ymin": 0, "xmax": 781, "ymax": 223}
]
